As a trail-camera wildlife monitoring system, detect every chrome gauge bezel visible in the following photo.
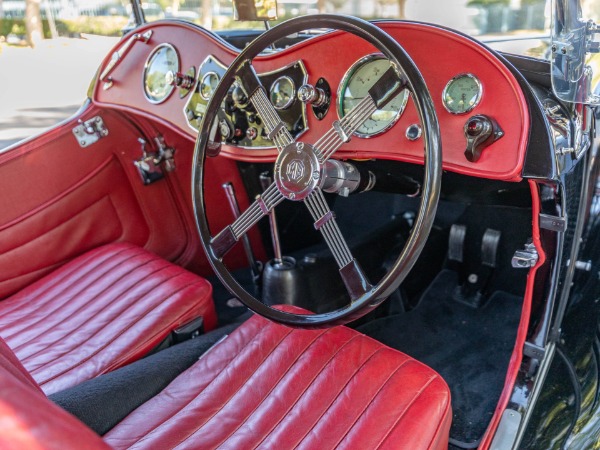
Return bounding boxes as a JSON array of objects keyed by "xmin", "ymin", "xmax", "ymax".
[
  {"xmin": 143, "ymin": 43, "xmax": 179, "ymax": 104},
  {"xmin": 337, "ymin": 53, "xmax": 409, "ymax": 139},
  {"xmin": 269, "ymin": 75, "xmax": 296, "ymax": 110},
  {"xmin": 442, "ymin": 73, "xmax": 483, "ymax": 115},
  {"xmin": 199, "ymin": 71, "xmax": 220, "ymax": 100}
]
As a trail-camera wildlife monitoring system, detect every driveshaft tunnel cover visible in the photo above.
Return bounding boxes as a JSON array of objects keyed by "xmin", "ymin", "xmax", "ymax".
[{"xmin": 274, "ymin": 142, "xmax": 321, "ymax": 200}]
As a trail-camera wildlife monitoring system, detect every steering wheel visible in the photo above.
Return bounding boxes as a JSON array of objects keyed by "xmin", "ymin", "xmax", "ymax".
[{"xmin": 193, "ymin": 14, "xmax": 442, "ymax": 327}]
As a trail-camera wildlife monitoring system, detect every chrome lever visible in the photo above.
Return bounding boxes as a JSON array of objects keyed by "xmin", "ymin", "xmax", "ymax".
[
  {"xmin": 222, "ymin": 183, "xmax": 261, "ymax": 279},
  {"xmin": 260, "ymin": 172, "xmax": 283, "ymax": 265},
  {"xmin": 100, "ymin": 30, "xmax": 152, "ymax": 90}
]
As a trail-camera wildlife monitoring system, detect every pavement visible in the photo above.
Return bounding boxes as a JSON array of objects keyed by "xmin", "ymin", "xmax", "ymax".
[{"xmin": 0, "ymin": 35, "xmax": 119, "ymax": 150}]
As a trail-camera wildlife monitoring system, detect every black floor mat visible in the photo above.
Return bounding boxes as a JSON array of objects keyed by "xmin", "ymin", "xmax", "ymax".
[{"xmin": 358, "ymin": 270, "xmax": 523, "ymax": 448}]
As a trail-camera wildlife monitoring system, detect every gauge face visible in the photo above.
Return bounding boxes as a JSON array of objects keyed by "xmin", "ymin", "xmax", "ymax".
[
  {"xmin": 338, "ymin": 55, "xmax": 409, "ymax": 138},
  {"xmin": 144, "ymin": 44, "xmax": 179, "ymax": 104},
  {"xmin": 270, "ymin": 76, "xmax": 296, "ymax": 110},
  {"xmin": 442, "ymin": 74, "xmax": 483, "ymax": 114},
  {"xmin": 200, "ymin": 72, "xmax": 220, "ymax": 100}
]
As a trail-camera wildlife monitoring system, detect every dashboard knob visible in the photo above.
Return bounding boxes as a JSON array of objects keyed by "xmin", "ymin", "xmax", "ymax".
[
  {"xmin": 297, "ymin": 84, "xmax": 328, "ymax": 107},
  {"xmin": 463, "ymin": 115, "xmax": 503, "ymax": 162},
  {"xmin": 165, "ymin": 71, "xmax": 194, "ymax": 90}
]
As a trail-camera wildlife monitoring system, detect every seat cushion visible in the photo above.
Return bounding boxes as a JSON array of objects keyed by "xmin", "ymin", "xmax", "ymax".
[
  {"xmin": 0, "ymin": 338, "xmax": 111, "ymax": 450},
  {"xmin": 105, "ymin": 312, "xmax": 452, "ymax": 450},
  {"xmin": 0, "ymin": 243, "xmax": 216, "ymax": 395}
]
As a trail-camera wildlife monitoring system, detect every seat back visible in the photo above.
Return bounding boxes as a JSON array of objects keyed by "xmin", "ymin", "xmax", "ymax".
[{"xmin": 0, "ymin": 338, "xmax": 109, "ymax": 450}]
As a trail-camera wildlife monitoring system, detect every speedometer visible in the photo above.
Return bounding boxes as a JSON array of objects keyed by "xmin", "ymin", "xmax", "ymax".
[
  {"xmin": 143, "ymin": 44, "xmax": 179, "ymax": 104},
  {"xmin": 338, "ymin": 54, "xmax": 409, "ymax": 138}
]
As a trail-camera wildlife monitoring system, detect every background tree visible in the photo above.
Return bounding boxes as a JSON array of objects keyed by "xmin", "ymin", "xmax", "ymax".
[
  {"xmin": 25, "ymin": 0, "xmax": 43, "ymax": 48},
  {"xmin": 397, "ymin": 0, "xmax": 406, "ymax": 18}
]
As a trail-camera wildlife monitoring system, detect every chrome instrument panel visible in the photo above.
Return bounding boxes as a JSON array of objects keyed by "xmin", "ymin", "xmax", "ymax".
[{"xmin": 184, "ymin": 56, "xmax": 308, "ymax": 149}]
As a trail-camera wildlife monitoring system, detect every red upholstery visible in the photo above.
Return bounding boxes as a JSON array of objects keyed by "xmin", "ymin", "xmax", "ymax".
[
  {"xmin": 0, "ymin": 243, "xmax": 216, "ymax": 395},
  {"xmin": 0, "ymin": 338, "xmax": 111, "ymax": 450},
  {"xmin": 105, "ymin": 313, "xmax": 452, "ymax": 449},
  {"xmin": 0, "ymin": 312, "xmax": 451, "ymax": 449}
]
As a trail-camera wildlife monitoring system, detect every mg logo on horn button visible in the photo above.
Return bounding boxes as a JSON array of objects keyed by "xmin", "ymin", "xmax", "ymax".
[{"xmin": 286, "ymin": 159, "xmax": 305, "ymax": 182}]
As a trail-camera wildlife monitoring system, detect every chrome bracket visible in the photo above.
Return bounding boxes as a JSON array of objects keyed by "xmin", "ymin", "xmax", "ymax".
[
  {"xmin": 523, "ymin": 341, "xmax": 545, "ymax": 360},
  {"xmin": 539, "ymin": 213, "xmax": 567, "ymax": 232},
  {"xmin": 512, "ymin": 240, "xmax": 538, "ymax": 269},
  {"xmin": 72, "ymin": 116, "xmax": 109, "ymax": 148}
]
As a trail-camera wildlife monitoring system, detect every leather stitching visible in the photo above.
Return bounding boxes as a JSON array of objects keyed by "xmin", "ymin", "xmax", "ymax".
[
  {"xmin": 126, "ymin": 318, "xmax": 281, "ymax": 448},
  {"xmin": 30, "ymin": 266, "xmax": 183, "ymax": 380},
  {"xmin": 38, "ymin": 278, "xmax": 206, "ymax": 387},
  {"xmin": 290, "ymin": 340, "xmax": 385, "ymax": 449},
  {"xmin": 250, "ymin": 332, "xmax": 363, "ymax": 450},
  {"xmin": 330, "ymin": 357, "xmax": 411, "ymax": 448},
  {"xmin": 373, "ymin": 371, "xmax": 438, "ymax": 450},
  {"xmin": 7, "ymin": 250, "xmax": 156, "ymax": 350},
  {"xmin": 0, "ymin": 244, "xmax": 131, "ymax": 318},
  {"xmin": 177, "ymin": 328, "xmax": 331, "ymax": 449}
]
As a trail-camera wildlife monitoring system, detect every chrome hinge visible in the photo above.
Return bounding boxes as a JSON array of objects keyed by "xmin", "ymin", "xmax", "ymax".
[
  {"xmin": 512, "ymin": 240, "xmax": 538, "ymax": 269},
  {"xmin": 72, "ymin": 116, "xmax": 109, "ymax": 148},
  {"xmin": 523, "ymin": 341, "xmax": 545, "ymax": 360},
  {"xmin": 134, "ymin": 135, "xmax": 176, "ymax": 185},
  {"xmin": 539, "ymin": 213, "xmax": 567, "ymax": 232}
]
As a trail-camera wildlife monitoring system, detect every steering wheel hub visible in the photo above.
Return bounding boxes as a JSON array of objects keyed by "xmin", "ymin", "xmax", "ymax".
[{"xmin": 274, "ymin": 142, "xmax": 321, "ymax": 200}]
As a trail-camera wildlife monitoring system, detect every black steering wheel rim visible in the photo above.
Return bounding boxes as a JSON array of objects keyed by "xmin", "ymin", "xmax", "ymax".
[{"xmin": 193, "ymin": 14, "xmax": 442, "ymax": 327}]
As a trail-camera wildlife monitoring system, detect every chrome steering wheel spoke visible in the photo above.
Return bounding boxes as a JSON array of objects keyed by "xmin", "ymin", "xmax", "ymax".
[
  {"xmin": 304, "ymin": 188, "xmax": 372, "ymax": 299},
  {"xmin": 235, "ymin": 60, "xmax": 294, "ymax": 152},
  {"xmin": 210, "ymin": 182, "xmax": 284, "ymax": 259}
]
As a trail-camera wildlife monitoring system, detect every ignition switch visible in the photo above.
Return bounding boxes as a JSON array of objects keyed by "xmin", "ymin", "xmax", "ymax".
[{"xmin": 463, "ymin": 115, "xmax": 503, "ymax": 162}]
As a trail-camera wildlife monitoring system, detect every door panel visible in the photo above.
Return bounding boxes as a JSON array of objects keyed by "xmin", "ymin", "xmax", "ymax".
[{"xmin": 0, "ymin": 105, "xmax": 190, "ymax": 299}]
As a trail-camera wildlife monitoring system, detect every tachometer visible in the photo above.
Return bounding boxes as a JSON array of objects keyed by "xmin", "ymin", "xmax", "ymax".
[
  {"xmin": 143, "ymin": 44, "xmax": 179, "ymax": 104},
  {"xmin": 338, "ymin": 54, "xmax": 409, "ymax": 138},
  {"xmin": 442, "ymin": 73, "xmax": 482, "ymax": 114}
]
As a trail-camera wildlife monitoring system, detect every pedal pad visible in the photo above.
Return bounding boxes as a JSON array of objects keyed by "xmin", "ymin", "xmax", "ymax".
[
  {"xmin": 448, "ymin": 224, "xmax": 467, "ymax": 263},
  {"xmin": 481, "ymin": 229, "xmax": 501, "ymax": 268}
]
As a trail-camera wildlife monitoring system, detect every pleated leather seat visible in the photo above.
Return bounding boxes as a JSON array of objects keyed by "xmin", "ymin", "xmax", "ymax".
[
  {"xmin": 0, "ymin": 242, "xmax": 216, "ymax": 394},
  {"xmin": 0, "ymin": 311, "xmax": 451, "ymax": 449}
]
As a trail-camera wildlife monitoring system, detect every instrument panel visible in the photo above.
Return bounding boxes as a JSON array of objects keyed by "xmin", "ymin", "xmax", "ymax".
[
  {"xmin": 183, "ymin": 57, "xmax": 308, "ymax": 148},
  {"xmin": 93, "ymin": 20, "xmax": 529, "ymax": 181}
]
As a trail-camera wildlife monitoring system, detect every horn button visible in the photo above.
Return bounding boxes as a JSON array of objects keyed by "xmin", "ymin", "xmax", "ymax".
[{"xmin": 274, "ymin": 142, "xmax": 322, "ymax": 200}]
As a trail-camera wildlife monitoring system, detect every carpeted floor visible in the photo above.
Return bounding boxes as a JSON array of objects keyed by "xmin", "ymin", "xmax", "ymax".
[{"xmin": 358, "ymin": 269, "xmax": 523, "ymax": 448}]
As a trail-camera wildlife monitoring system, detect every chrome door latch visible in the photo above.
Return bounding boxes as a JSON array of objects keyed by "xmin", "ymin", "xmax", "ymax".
[
  {"xmin": 73, "ymin": 116, "xmax": 109, "ymax": 148},
  {"xmin": 134, "ymin": 135, "xmax": 176, "ymax": 185}
]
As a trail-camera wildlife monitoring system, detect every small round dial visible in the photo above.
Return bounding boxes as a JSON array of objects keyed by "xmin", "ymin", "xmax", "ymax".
[
  {"xmin": 143, "ymin": 44, "xmax": 179, "ymax": 104},
  {"xmin": 338, "ymin": 55, "xmax": 409, "ymax": 138},
  {"xmin": 270, "ymin": 76, "xmax": 296, "ymax": 110},
  {"xmin": 200, "ymin": 72, "xmax": 220, "ymax": 100},
  {"xmin": 442, "ymin": 74, "xmax": 483, "ymax": 114}
]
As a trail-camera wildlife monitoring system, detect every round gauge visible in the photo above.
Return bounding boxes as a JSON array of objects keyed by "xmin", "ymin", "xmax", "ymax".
[
  {"xmin": 200, "ymin": 72, "xmax": 220, "ymax": 100},
  {"xmin": 442, "ymin": 73, "xmax": 483, "ymax": 114},
  {"xmin": 143, "ymin": 44, "xmax": 179, "ymax": 104},
  {"xmin": 270, "ymin": 76, "xmax": 296, "ymax": 110},
  {"xmin": 338, "ymin": 54, "xmax": 409, "ymax": 138}
]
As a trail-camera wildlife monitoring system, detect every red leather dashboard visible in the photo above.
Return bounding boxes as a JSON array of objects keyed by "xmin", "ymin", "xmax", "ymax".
[{"xmin": 94, "ymin": 20, "xmax": 529, "ymax": 182}]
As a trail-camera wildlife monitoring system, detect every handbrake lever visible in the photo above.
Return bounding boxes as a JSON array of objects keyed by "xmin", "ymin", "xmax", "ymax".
[
  {"xmin": 222, "ymin": 183, "xmax": 262, "ymax": 284},
  {"xmin": 259, "ymin": 172, "xmax": 283, "ymax": 266}
]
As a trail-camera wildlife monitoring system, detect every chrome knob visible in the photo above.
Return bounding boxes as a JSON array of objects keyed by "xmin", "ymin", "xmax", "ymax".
[
  {"xmin": 297, "ymin": 84, "xmax": 327, "ymax": 107},
  {"xmin": 165, "ymin": 71, "xmax": 194, "ymax": 90}
]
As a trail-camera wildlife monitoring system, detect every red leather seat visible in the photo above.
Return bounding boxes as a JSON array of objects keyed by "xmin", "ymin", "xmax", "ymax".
[
  {"xmin": 0, "ymin": 243, "xmax": 216, "ymax": 395},
  {"xmin": 0, "ymin": 312, "xmax": 451, "ymax": 449}
]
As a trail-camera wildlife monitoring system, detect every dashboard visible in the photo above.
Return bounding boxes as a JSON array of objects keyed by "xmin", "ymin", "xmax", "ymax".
[{"xmin": 93, "ymin": 20, "xmax": 530, "ymax": 182}]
